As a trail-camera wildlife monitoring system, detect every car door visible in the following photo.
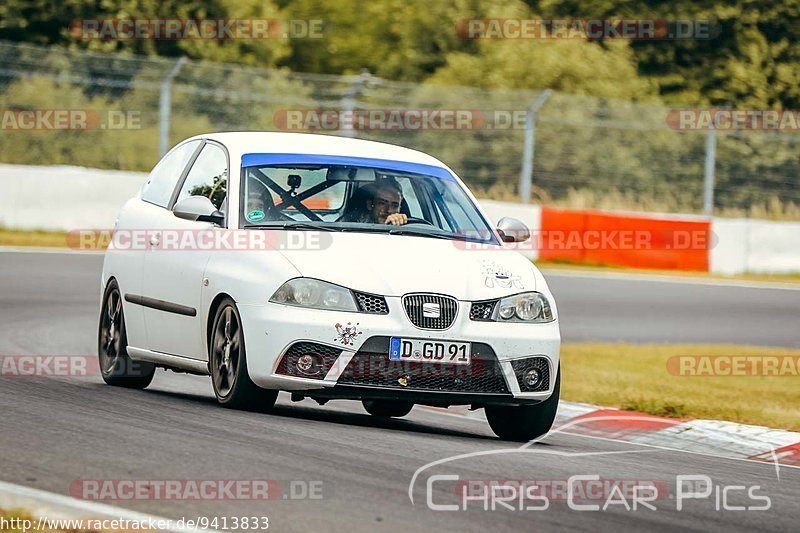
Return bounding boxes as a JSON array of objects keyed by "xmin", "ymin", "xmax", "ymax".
[
  {"xmin": 141, "ymin": 141, "xmax": 229, "ymax": 359},
  {"xmin": 114, "ymin": 139, "xmax": 202, "ymax": 349}
]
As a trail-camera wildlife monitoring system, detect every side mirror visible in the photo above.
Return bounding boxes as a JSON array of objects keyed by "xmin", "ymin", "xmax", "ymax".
[
  {"xmin": 496, "ymin": 217, "xmax": 530, "ymax": 243},
  {"xmin": 173, "ymin": 196, "xmax": 224, "ymax": 225}
]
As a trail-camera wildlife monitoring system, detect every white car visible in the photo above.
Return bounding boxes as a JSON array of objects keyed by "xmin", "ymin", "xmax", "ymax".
[{"xmin": 98, "ymin": 132, "xmax": 561, "ymax": 441}]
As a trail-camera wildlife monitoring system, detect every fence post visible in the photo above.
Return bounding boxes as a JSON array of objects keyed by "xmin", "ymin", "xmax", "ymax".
[
  {"xmin": 519, "ymin": 89, "xmax": 553, "ymax": 203},
  {"xmin": 159, "ymin": 57, "xmax": 188, "ymax": 158},
  {"xmin": 703, "ymin": 125, "xmax": 717, "ymax": 216},
  {"xmin": 340, "ymin": 69, "xmax": 371, "ymax": 138}
]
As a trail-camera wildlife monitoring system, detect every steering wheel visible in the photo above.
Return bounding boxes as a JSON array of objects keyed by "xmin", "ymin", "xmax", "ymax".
[{"xmin": 404, "ymin": 216, "xmax": 434, "ymax": 226}]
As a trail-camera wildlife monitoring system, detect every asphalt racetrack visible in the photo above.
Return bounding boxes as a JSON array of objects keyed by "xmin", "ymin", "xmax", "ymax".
[{"xmin": 1, "ymin": 251, "xmax": 798, "ymax": 532}]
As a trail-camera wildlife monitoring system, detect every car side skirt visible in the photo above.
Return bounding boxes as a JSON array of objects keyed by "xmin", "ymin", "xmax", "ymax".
[{"xmin": 127, "ymin": 346, "xmax": 210, "ymax": 375}]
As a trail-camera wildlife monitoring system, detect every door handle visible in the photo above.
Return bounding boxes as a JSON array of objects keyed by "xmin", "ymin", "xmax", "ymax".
[{"xmin": 149, "ymin": 233, "xmax": 160, "ymax": 247}]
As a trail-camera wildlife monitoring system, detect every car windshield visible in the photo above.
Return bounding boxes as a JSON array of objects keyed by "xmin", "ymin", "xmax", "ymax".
[{"xmin": 240, "ymin": 160, "xmax": 498, "ymax": 244}]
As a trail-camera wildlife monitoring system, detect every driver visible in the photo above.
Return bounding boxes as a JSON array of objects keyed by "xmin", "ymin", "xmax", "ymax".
[{"xmin": 343, "ymin": 180, "xmax": 408, "ymax": 225}]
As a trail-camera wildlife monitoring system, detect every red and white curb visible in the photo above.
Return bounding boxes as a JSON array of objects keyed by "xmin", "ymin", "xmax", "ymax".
[{"xmin": 424, "ymin": 401, "xmax": 800, "ymax": 468}]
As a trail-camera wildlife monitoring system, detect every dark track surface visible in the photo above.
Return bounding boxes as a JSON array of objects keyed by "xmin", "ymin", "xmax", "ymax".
[{"xmin": 545, "ymin": 271, "xmax": 800, "ymax": 347}]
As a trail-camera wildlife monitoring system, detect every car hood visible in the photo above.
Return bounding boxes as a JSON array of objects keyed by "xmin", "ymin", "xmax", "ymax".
[{"xmin": 277, "ymin": 231, "xmax": 537, "ymax": 299}]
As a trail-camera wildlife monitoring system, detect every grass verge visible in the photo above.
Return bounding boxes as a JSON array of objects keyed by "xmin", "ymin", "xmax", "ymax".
[
  {"xmin": 0, "ymin": 228, "xmax": 68, "ymax": 248},
  {"xmin": 560, "ymin": 343, "xmax": 800, "ymax": 431}
]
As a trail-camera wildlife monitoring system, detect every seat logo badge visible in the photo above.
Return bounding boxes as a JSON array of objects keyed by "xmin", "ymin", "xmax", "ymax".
[
  {"xmin": 398, "ymin": 375, "xmax": 409, "ymax": 387},
  {"xmin": 422, "ymin": 302, "xmax": 441, "ymax": 318}
]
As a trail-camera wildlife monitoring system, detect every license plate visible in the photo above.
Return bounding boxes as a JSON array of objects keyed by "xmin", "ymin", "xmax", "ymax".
[{"xmin": 389, "ymin": 337, "xmax": 471, "ymax": 365}]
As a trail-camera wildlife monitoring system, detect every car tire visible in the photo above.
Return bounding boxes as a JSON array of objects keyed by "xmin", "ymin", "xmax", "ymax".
[
  {"xmin": 209, "ymin": 298, "xmax": 278, "ymax": 412},
  {"xmin": 98, "ymin": 280, "xmax": 156, "ymax": 389},
  {"xmin": 485, "ymin": 365, "xmax": 560, "ymax": 442},
  {"xmin": 362, "ymin": 400, "xmax": 414, "ymax": 418}
]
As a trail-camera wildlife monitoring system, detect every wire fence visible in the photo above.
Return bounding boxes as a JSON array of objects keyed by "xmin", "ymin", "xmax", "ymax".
[{"xmin": 1, "ymin": 39, "xmax": 798, "ymax": 218}]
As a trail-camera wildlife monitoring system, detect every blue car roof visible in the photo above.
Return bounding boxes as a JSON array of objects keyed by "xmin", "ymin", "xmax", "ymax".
[{"xmin": 241, "ymin": 153, "xmax": 456, "ymax": 182}]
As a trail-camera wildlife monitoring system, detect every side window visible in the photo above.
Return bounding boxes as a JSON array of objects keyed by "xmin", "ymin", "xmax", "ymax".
[
  {"xmin": 140, "ymin": 140, "xmax": 201, "ymax": 208},
  {"xmin": 429, "ymin": 181, "xmax": 481, "ymax": 231},
  {"xmin": 175, "ymin": 144, "xmax": 229, "ymax": 210},
  {"xmin": 441, "ymin": 189, "xmax": 477, "ymax": 230}
]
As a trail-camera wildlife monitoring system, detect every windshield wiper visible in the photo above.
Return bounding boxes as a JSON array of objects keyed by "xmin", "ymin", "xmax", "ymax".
[
  {"xmin": 250, "ymin": 222, "xmax": 339, "ymax": 232},
  {"xmin": 281, "ymin": 222, "xmax": 341, "ymax": 232},
  {"xmin": 387, "ymin": 228, "xmax": 454, "ymax": 240}
]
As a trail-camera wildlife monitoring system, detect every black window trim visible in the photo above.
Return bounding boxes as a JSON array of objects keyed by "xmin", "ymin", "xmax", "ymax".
[
  {"xmin": 169, "ymin": 139, "xmax": 232, "ymax": 228},
  {"xmin": 140, "ymin": 139, "xmax": 204, "ymax": 210}
]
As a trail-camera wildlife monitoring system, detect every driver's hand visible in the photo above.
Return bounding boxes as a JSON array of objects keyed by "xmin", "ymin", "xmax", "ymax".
[{"xmin": 385, "ymin": 213, "xmax": 408, "ymax": 226}]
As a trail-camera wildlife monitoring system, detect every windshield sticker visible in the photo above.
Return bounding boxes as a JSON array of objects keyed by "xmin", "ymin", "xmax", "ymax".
[
  {"xmin": 246, "ymin": 209, "xmax": 266, "ymax": 222},
  {"xmin": 480, "ymin": 260, "xmax": 524, "ymax": 289},
  {"xmin": 334, "ymin": 322, "xmax": 362, "ymax": 346}
]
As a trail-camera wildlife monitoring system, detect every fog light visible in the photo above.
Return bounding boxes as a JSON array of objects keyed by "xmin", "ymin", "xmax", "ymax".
[
  {"xmin": 522, "ymin": 368, "xmax": 541, "ymax": 388},
  {"xmin": 296, "ymin": 354, "xmax": 316, "ymax": 375}
]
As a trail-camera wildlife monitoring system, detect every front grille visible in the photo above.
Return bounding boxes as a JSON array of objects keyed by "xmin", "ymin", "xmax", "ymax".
[
  {"xmin": 354, "ymin": 291, "xmax": 389, "ymax": 314},
  {"xmin": 470, "ymin": 300, "xmax": 498, "ymax": 321},
  {"xmin": 510, "ymin": 357, "xmax": 550, "ymax": 392},
  {"xmin": 402, "ymin": 294, "xmax": 458, "ymax": 330},
  {"xmin": 338, "ymin": 352, "xmax": 509, "ymax": 394},
  {"xmin": 275, "ymin": 342, "xmax": 343, "ymax": 379}
]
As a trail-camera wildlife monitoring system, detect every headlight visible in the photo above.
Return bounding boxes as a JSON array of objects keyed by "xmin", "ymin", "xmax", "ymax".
[
  {"xmin": 270, "ymin": 278, "xmax": 358, "ymax": 311},
  {"xmin": 496, "ymin": 292, "xmax": 553, "ymax": 323}
]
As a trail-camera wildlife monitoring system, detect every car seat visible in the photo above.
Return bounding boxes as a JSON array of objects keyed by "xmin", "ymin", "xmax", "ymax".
[{"xmin": 338, "ymin": 184, "xmax": 374, "ymax": 221}]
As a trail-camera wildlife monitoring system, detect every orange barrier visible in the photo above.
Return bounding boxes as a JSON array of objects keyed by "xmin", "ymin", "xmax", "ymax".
[
  {"xmin": 538, "ymin": 207, "xmax": 711, "ymax": 271},
  {"xmin": 285, "ymin": 198, "xmax": 330, "ymax": 210}
]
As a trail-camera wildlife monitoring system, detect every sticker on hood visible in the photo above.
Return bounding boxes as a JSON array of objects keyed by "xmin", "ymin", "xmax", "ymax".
[{"xmin": 480, "ymin": 260, "xmax": 524, "ymax": 289}]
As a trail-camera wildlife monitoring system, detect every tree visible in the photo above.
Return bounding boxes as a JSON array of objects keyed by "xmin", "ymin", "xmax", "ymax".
[{"xmin": 527, "ymin": 0, "xmax": 800, "ymax": 108}]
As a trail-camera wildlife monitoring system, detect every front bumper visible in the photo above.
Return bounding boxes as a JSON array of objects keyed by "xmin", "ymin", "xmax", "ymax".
[{"xmin": 238, "ymin": 295, "xmax": 560, "ymax": 405}]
